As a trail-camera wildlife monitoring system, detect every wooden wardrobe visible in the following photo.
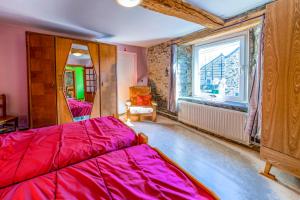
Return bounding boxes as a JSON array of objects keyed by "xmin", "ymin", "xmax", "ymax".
[
  {"xmin": 261, "ymin": 0, "xmax": 300, "ymax": 179},
  {"xmin": 27, "ymin": 32, "xmax": 117, "ymax": 128}
]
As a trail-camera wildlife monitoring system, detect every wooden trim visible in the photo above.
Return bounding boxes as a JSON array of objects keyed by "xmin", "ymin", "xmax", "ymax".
[
  {"xmin": 70, "ymin": 48, "xmax": 89, "ymax": 55},
  {"xmin": 141, "ymin": 0, "xmax": 224, "ymax": 29},
  {"xmin": 87, "ymin": 42, "xmax": 101, "ymax": 118},
  {"xmin": 55, "ymin": 37, "xmax": 74, "ymax": 124},
  {"xmin": 84, "ymin": 68, "xmax": 87, "ymax": 100},
  {"xmin": 137, "ymin": 132, "xmax": 148, "ymax": 144},
  {"xmin": 224, "ymin": 5, "xmax": 266, "ymax": 26},
  {"xmin": 136, "ymin": 131, "xmax": 219, "ymax": 199},
  {"xmin": 261, "ymin": 146, "xmax": 300, "ymax": 179},
  {"xmin": 113, "ymin": 44, "xmax": 118, "ymax": 117},
  {"xmin": 66, "ymin": 64, "xmax": 85, "ymax": 68},
  {"xmin": 160, "ymin": 7, "xmax": 266, "ymax": 46},
  {"xmin": 26, "ymin": 32, "xmax": 32, "ymax": 128},
  {"xmin": 173, "ymin": 16, "xmax": 263, "ymax": 45},
  {"xmin": 72, "ymin": 71, "xmax": 76, "ymax": 98},
  {"xmin": 154, "ymin": 147, "xmax": 219, "ymax": 200},
  {"xmin": 26, "ymin": 31, "xmax": 99, "ymax": 46}
]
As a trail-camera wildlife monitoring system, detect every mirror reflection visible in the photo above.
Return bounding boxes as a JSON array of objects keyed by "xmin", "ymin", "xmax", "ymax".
[{"xmin": 64, "ymin": 43, "xmax": 97, "ymax": 121}]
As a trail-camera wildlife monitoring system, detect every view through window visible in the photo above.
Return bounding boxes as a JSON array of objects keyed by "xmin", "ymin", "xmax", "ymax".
[{"xmin": 193, "ymin": 34, "xmax": 248, "ymax": 103}]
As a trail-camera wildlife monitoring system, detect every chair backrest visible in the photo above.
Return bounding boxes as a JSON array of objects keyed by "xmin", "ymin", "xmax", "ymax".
[
  {"xmin": 0, "ymin": 94, "xmax": 6, "ymax": 117},
  {"xmin": 129, "ymin": 86, "xmax": 151, "ymax": 105}
]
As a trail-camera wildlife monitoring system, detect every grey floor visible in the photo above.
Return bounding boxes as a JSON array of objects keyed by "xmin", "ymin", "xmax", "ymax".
[{"xmin": 128, "ymin": 116, "xmax": 300, "ymax": 200}]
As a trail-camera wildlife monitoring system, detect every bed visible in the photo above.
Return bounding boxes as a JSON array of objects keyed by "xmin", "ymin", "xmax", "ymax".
[
  {"xmin": 67, "ymin": 98, "xmax": 93, "ymax": 117},
  {"xmin": 0, "ymin": 117, "xmax": 218, "ymax": 200},
  {"xmin": 0, "ymin": 116, "xmax": 137, "ymax": 187}
]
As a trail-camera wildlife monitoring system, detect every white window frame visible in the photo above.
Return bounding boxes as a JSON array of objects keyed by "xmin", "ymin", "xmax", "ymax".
[{"xmin": 192, "ymin": 31, "xmax": 249, "ymax": 103}]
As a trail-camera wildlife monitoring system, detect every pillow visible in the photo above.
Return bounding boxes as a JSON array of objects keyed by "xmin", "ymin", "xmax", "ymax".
[{"xmin": 136, "ymin": 95, "xmax": 152, "ymax": 106}]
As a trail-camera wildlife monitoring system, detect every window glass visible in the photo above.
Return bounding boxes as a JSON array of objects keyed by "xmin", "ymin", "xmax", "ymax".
[{"xmin": 193, "ymin": 34, "xmax": 247, "ymax": 103}]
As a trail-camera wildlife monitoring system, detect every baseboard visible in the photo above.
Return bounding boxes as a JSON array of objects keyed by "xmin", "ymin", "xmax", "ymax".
[{"xmin": 157, "ymin": 110, "xmax": 178, "ymax": 121}]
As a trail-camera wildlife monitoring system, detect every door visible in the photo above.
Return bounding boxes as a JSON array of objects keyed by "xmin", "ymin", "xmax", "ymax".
[
  {"xmin": 99, "ymin": 43, "xmax": 117, "ymax": 116},
  {"xmin": 27, "ymin": 32, "xmax": 57, "ymax": 128},
  {"xmin": 117, "ymin": 51, "xmax": 137, "ymax": 114}
]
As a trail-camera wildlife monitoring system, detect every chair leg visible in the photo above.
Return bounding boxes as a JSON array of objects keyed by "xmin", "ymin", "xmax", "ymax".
[
  {"xmin": 126, "ymin": 110, "xmax": 131, "ymax": 122},
  {"xmin": 152, "ymin": 112, "xmax": 157, "ymax": 122}
]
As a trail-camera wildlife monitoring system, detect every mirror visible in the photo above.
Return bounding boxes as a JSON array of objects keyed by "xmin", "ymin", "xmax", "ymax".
[{"xmin": 63, "ymin": 43, "xmax": 97, "ymax": 121}]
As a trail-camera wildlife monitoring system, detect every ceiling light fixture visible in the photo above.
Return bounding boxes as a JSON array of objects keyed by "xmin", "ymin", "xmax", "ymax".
[
  {"xmin": 73, "ymin": 52, "xmax": 82, "ymax": 57},
  {"xmin": 116, "ymin": 0, "xmax": 142, "ymax": 7}
]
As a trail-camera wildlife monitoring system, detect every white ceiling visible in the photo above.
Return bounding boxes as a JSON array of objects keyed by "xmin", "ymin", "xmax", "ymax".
[
  {"xmin": 0, "ymin": 0, "xmax": 202, "ymax": 47},
  {"xmin": 186, "ymin": 0, "xmax": 273, "ymax": 19},
  {"xmin": 0, "ymin": 0, "xmax": 272, "ymax": 47}
]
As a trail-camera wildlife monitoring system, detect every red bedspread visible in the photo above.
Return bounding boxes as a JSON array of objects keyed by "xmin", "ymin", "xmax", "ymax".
[
  {"xmin": 0, "ymin": 117, "xmax": 137, "ymax": 188},
  {"xmin": 67, "ymin": 98, "xmax": 93, "ymax": 117},
  {"xmin": 0, "ymin": 145, "xmax": 216, "ymax": 200}
]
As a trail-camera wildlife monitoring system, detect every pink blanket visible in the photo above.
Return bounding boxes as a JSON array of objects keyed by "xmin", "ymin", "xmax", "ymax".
[
  {"xmin": 0, "ymin": 145, "xmax": 216, "ymax": 200},
  {"xmin": 0, "ymin": 117, "xmax": 137, "ymax": 188},
  {"xmin": 67, "ymin": 98, "xmax": 92, "ymax": 117}
]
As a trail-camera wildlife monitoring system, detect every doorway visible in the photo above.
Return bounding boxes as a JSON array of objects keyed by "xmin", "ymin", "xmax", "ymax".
[{"xmin": 117, "ymin": 51, "xmax": 137, "ymax": 114}]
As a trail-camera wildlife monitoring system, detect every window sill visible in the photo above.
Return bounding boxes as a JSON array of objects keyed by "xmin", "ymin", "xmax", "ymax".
[{"xmin": 178, "ymin": 97, "xmax": 248, "ymax": 113}]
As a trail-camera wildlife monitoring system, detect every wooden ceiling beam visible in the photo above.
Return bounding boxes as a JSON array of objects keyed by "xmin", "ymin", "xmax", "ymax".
[
  {"xmin": 175, "ymin": 17, "xmax": 263, "ymax": 45},
  {"xmin": 224, "ymin": 5, "xmax": 266, "ymax": 26},
  {"xmin": 170, "ymin": 6, "xmax": 266, "ymax": 45},
  {"xmin": 141, "ymin": 0, "xmax": 224, "ymax": 29}
]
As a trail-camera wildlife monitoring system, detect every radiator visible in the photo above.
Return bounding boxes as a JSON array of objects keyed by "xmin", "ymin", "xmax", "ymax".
[{"xmin": 178, "ymin": 101, "xmax": 249, "ymax": 145}]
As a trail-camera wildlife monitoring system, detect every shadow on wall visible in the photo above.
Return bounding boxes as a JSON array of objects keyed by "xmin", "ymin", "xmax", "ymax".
[{"xmin": 148, "ymin": 79, "xmax": 168, "ymax": 110}]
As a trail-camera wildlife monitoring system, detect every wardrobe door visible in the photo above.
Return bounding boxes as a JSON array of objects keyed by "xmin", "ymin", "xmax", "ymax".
[
  {"xmin": 55, "ymin": 37, "xmax": 73, "ymax": 124},
  {"xmin": 27, "ymin": 32, "xmax": 57, "ymax": 128},
  {"xmin": 261, "ymin": 0, "xmax": 300, "ymax": 179},
  {"xmin": 262, "ymin": 0, "xmax": 300, "ymax": 159},
  {"xmin": 99, "ymin": 43, "xmax": 117, "ymax": 116},
  {"xmin": 88, "ymin": 42, "xmax": 101, "ymax": 118}
]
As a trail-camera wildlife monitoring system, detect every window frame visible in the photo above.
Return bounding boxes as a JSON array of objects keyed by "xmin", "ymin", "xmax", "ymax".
[{"xmin": 192, "ymin": 31, "xmax": 249, "ymax": 103}]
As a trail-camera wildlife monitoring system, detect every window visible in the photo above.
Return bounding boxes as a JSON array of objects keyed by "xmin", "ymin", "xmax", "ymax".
[
  {"xmin": 193, "ymin": 33, "xmax": 248, "ymax": 103},
  {"xmin": 85, "ymin": 68, "xmax": 97, "ymax": 93}
]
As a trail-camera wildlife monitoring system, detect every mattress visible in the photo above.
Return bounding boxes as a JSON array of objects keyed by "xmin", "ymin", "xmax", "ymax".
[
  {"xmin": 0, "ymin": 117, "xmax": 137, "ymax": 188},
  {"xmin": 0, "ymin": 144, "xmax": 217, "ymax": 200}
]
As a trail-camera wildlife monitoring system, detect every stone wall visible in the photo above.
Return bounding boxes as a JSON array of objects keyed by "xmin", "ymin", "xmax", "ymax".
[
  {"xmin": 147, "ymin": 43, "xmax": 193, "ymax": 112},
  {"xmin": 147, "ymin": 43, "xmax": 171, "ymax": 110},
  {"xmin": 177, "ymin": 45, "xmax": 193, "ymax": 97}
]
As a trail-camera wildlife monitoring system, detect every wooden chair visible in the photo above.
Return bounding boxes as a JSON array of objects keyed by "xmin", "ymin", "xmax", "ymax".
[
  {"xmin": 126, "ymin": 86, "xmax": 157, "ymax": 122},
  {"xmin": 0, "ymin": 94, "xmax": 6, "ymax": 117},
  {"xmin": 0, "ymin": 94, "xmax": 18, "ymax": 133}
]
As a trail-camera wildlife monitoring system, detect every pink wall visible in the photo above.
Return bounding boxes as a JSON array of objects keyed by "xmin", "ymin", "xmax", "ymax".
[
  {"xmin": 0, "ymin": 23, "xmax": 28, "ymax": 128},
  {"xmin": 0, "ymin": 22, "xmax": 148, "ymax": 128}
]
